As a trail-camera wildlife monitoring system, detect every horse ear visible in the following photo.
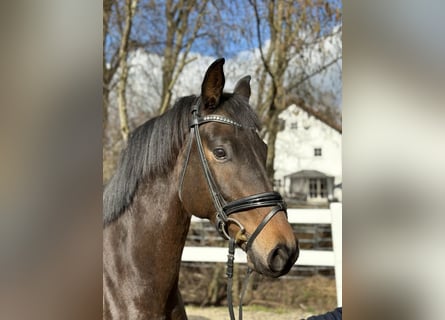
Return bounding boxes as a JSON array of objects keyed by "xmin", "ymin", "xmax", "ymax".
[
  {"xmin": 201, "ymin": 58, "xmax": 225, "ymax": 109},
  {"xmin": 234, "ymin": 75, "xmax": 251, "ymax": 100}
]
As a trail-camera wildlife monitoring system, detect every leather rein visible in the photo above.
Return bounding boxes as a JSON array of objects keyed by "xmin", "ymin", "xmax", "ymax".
[{"xmin": 178, "ymin": 100, "xmax": 287, "ymax": 320}]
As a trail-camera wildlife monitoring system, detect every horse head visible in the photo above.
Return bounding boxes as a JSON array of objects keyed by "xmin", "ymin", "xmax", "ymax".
[{"xmin": 179, "ymin": 58, "xmax": 299, "ymax": 277}]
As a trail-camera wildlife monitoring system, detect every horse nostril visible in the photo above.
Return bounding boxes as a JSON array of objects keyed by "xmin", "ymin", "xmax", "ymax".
[{"xmin": 267, "ymin": 245, "xmax": 290, "ymax": 273}]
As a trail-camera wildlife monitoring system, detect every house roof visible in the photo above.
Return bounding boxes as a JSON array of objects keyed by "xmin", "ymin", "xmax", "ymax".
[
  {"xmin": 286, "ymin": 95, "xmax": 342, "ymax": 134},
  {"xmin": 284, "ymin": 170, "xmax": 334, "ymax": 179}
]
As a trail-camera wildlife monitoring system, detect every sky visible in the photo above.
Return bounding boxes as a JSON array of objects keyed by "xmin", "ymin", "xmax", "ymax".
[
  {"xmin": 105, "ymin": 0, "xmax": 342, "ymax": 108},
  {"xmin": 105, "ymin": 0, "xmax": 342, "ymax": 60}
]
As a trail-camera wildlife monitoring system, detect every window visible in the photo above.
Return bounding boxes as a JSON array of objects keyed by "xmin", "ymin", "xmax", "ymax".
[
  {"xmin": 314, "ymin": 148, "xmax": 322, "ymax": 157},
  {"xmin": 308, "ymin": 178, "xmax": 328, "ymax": 198},
  {"xmin": 290, "ymin": 122, "xmax": 298, "ymax": 129}
]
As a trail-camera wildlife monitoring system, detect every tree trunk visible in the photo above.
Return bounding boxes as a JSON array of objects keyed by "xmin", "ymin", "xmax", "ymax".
[
  {"xmin": 102, "ymin": 87, "xmax": 110, "ymax": 139},
  {"xmin": 116, "ymin": 0, "xmax": 139, "ymax": 142},
  {"xmin": 117, "ymin": 64, "xmax": 130, "ymax": 142},
  {"xmin": 265, "ymin": 110, "xmax": 280, "ymax": 184},
  {"xmin": 103, "ymin": 0, "xmax": 113, "ymax": 140}
]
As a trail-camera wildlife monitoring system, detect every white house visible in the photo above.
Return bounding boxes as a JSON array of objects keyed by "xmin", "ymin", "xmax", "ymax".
[{"xmin": 274, "ymin": 104, "xmax": 342, "ymax": 205}]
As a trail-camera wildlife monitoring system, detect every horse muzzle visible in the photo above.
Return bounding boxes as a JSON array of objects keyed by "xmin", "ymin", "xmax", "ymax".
[
  {"xmin": 219, "ymin": 192, "xmax": 299, "ymax": 277},
  {"xmin": 247, "ymin": 238, "xmax": 299, "ymax": 277}
]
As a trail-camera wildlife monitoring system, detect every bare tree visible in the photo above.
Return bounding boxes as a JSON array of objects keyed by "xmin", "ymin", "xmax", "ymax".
[
  {"xmin": 158, "ymin": 0, "xmax": 210, "ymax": 114},
  {"xmin": 103, "ymin": 0, "xmax": 138, "ymax": 141},
  {"xmin": 103, "ymin": 0, "xmax": 117, "ymax": 137},
  {"xmin": 116, "ymin": 0, "xmax": 140, "ymax": 142},
  {"xmin": 103, "ymin": 0, "xmax": 140, "ymax": 183},
  {"xmin": 103, "ymin": 0, "xmax": 226, "ymax": 182},
  {"xmin": 248, "ymin": 0, "xmax": 342, "ymax": 182}
]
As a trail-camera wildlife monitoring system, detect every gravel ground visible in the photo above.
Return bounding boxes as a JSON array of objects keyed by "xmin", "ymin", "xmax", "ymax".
[{"xmin": 186, "ymin": 306, "xmax": 314, "ymax": 320}]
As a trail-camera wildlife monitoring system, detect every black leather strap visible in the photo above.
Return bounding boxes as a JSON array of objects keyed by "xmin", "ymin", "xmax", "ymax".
[
  {"xmin": 223, "ymin": 191, "xmax": 286, "ymax": 215},
  {"xmin": 226, "ymin": 238, "xmax": 236, "ymax": 320},
  {"xmin": 245, "ymin": 204, "xmax": 285, "ymax": 252},
  {"xmin": 177, "ymin": 131, "xmax": 194, "ymax": 203},
  {"xmin": 191, "ymin": 106, "xmax": 227, "ymax": 221}
]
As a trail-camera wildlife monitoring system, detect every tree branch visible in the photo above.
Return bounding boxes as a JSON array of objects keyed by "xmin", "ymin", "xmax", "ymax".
[{"xmin": 289, "ymin": 55, "xmax": 342, "ymax": 90}]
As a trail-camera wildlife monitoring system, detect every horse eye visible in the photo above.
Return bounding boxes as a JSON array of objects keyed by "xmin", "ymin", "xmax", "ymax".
[{"xmin": 212, "ymin": 147, "xmax": 227, "ymax": 159}]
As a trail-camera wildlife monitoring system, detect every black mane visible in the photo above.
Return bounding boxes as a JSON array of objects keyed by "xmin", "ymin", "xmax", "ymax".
[{"xmin": 103, "ymin": 93, "xmax": 261, "ymax": 225}]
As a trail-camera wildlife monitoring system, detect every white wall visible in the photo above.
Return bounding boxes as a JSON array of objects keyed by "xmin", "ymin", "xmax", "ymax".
[{"xmin": 274, "ymin": 104, "xmax": 342, "ymax": 188}]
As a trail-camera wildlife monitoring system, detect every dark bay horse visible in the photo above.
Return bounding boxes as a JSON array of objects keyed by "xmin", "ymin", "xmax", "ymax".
[{"xmin": 103, "ymin": 58, "xmax": 299, "ymax": 319}]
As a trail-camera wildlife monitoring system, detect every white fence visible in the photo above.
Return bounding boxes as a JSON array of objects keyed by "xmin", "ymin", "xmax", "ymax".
[{"xmin": 182, "ymin": 203, "xmax": 342, "ymax": 306}]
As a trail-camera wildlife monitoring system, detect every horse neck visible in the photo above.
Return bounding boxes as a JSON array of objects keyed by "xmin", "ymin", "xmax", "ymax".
[{"xmin": 103, "ymin": 173, "xmax": 191, "ymax": 311}]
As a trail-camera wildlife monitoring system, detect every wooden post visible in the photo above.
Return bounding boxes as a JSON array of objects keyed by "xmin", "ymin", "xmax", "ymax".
[{"xmin": 330, "ymin": 202, "xmax": 342, "ymax": 306}]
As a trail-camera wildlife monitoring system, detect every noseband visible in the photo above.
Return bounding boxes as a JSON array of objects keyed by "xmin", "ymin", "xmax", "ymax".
[{"xmin": 179, "ymin": 99, "xmax": 288, "ymax": 320}]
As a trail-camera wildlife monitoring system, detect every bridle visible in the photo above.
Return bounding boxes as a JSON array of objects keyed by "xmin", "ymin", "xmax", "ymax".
[
  {"xmin": 178, "ymin": 99, "xmax": 287, "ymax": 247},
  {"xmin": 178, "ymin": 99, "xmax": 288, "ymax": 320}
]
